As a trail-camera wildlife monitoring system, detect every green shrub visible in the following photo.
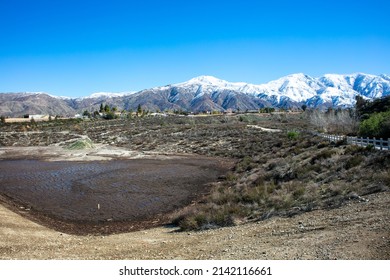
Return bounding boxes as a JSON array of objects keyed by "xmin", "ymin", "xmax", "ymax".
[
  {"xmin": 103, "ymin": 111, "xmax": 118, "ymax": 120},
  {"xmin": 287, "ymin": 131, "xmax": 299, "ymax": 140},
  {"xmin": 66, "ymin": 138, "xmax": 94, "ymax": 150},
  {"xmin": 365, "ymin": 144, "xmax": 375, "ymax": 152},
  {"xmin": 238, "ymin": 115, "xmax": 248, "ymax": 122},
  {"xmin": 359, "ymin": 111, "xmax": 390, "ymax": 138}
]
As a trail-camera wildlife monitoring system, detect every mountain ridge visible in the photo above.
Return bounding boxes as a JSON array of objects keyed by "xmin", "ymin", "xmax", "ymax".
[{"xmin": 1, "ymin": 73, "xmax": 389, "ymax": 117}]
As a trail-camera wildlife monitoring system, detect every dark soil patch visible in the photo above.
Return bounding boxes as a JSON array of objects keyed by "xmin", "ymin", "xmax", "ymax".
[{"xmin": 0, "ymin": 157, "xmax": 231, "ymax": 235}]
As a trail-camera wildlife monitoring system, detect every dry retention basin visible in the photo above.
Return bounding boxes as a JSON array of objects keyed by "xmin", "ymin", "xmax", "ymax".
[{"xmin": 0, "ymin": 157, "xmax": 230, "ymax": 235}]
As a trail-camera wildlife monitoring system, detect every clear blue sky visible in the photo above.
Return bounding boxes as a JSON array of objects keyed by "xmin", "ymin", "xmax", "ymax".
[{"xmin": 1, "ymin": 0, "xmax": 389, "ymax": 97}]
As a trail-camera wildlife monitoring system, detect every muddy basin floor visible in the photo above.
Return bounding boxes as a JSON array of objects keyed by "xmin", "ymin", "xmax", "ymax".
[{"xmin": 0, "ymin": 157, "xmax": 229, "ymax": 235}]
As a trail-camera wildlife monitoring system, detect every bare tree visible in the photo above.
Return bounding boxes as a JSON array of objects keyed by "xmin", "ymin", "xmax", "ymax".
[{"xmin": 309, "ymin": 109, "xmax": 358, "ymax": 135}]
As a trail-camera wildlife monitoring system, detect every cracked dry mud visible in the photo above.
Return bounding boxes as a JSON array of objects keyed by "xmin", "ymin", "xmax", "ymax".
[{"xmin": 0, "ymin": 146, "xmax": 232, "ymax": 235}]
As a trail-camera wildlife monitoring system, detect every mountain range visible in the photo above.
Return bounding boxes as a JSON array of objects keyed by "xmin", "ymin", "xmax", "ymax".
[{"xmin": 1, "ymin": 73, "xmax": 389, "ymax": 117}]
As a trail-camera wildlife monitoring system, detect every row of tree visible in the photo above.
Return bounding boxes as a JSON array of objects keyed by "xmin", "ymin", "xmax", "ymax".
[
  {"xmin": 81, "ymin": 103, "xmax": 146, "ymax": 120},
  {"xmin": 308, "ymin": 96, "xmax": 390, "ymax": 138},
  {"xmin": 356, "ymin": 95, "xmax": 390, "ymax": 138}
]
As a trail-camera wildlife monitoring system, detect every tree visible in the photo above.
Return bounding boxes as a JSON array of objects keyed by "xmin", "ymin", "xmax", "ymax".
[
  {"xmin": 309, "ymin": 108, "xmax": 358, "ymax": 135},
  {"xmin": 99, "ymin": 103, "xmax": 104, "ymax": 113},
  {"xmin": 137, "ymin": 104, "xmax": 143, "ymax": 116},
  {"xmin": 93, "ymin": 111, "xmax": 100, "ymax": 118},
  {"xmin": 355, "ymin": 95, "xmax": 367, "ymax": 117},
  {"xmin": 259, "ymin": 107, "xmax": 275, "ymax": 113},
  {"xmin": 301, "ymin": 104, "xmax": 307, "ymax": 111},
  {"xmin": 30, "ymin": 117, "xmax": 36, "ymax": 127},
  {"xmin": 104, "ymin": 104, "xmax": 110, "ymax": 113},
  {"xmin": 127, "ymin": 109, "xmax": 133, "ymax": 119},
  {"xmin": 82, "ymin": 110, "xmax": 91, "ymax": 118},
  {"xmin": 0, "ymin": 115, "xmax": 5, "ymax": 124},
  {"xmin": 103, "ymin": 111, "xmax": 117, "ymax": 120},
  {"xmin": 356, "ymin": 95, "xmax": 390, "ymax": 118},
  {"xmin": 359, "ymin": 111, "xmax": 390, "ymax": 138}
]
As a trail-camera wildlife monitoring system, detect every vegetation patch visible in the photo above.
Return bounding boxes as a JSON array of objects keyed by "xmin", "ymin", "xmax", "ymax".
[
  {"xmin": 65, "ymin": 138, "xmax": 95, "ymax": 150},
  {"xmin": 172, "ymin": 126, "xmax": 389, "ymax": 231},
  {"xmin": 359, "ymin": 111, "xmax": 390, "ymax": 138},
  {"xmin": 287, "ymin": 131, "xmax": 300, "ymax": 140}
]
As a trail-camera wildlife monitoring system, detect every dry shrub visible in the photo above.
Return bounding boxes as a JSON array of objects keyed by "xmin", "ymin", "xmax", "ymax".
[
  {"xmin": 344, "ymin": 145, "xmax": 367, "ymax": 155},
  {"xmin": 175, "ymin": 202, "xmax": 247, "ymax": 231},
  {"xmin": 371, "ymin": 170, "xmax": 390, "ymax": 190},
  {"xmin": 308, "ymin": 109, "xmax": 359, "ymax": 135},
  {"xmin": 345, "ymin": 155, "xmax": 364, "ymax": 170},
  {"xmin": 310, "ymin": 149, "xmax": 337, "ymax": 164},
  {"xmin": 317, "ymin": 141, "xmax": 329, "ymax": 149}
]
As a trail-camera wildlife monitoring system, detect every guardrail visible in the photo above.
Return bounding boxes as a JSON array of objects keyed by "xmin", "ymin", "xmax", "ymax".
[{"xmin": 318, "ymin": 133, "xmax": 390, "ymax": 151}]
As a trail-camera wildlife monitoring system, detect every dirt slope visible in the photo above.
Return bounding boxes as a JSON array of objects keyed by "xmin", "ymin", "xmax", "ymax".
[{"xmin": 1, "ymin": 191, "xmax": 388, "ymax": 260}]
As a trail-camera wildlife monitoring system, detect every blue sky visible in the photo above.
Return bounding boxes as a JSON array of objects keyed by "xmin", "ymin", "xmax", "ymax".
[{"xmin": 1, "ymin": 0, "xmax": 389, "ymax": 97}]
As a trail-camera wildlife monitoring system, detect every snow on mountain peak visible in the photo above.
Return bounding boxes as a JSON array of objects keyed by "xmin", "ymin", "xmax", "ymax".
[
  {"xmin": 86, "ymin": 91, "xmax": 135, "ymax": 99},
  {"xmin": 2, "ymin": 73, "xmax": 389, "ymax": 117},
  {"xmin": 177, "ymin": 75, "xmax": 231, "ymax": 87},
  {"xmin": 190, "ymin": 75, "xmax": 223, "ymax": 83},
  {"xmin": 171, "ymin": 73, "xmax": 390, "ymax": 108},
  {"xmin": 380, "ymin": 74, "xmax": 390, "ymax": 81}
]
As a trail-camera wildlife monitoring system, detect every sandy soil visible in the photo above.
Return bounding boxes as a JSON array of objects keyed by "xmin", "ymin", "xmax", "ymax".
[{"xmin": 0, "ymin": 145, "xmax": 184, "ymax": 161}]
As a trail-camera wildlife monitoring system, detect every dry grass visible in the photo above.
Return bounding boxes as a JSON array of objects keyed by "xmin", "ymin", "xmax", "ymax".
[{"xmin": 170, "ymin": 124, "xmax": 390, "ymax": 231}]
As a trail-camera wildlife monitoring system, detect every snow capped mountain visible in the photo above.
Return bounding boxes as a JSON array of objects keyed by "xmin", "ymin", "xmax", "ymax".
[
  {"xmin": 380, "ymin": 74, "xmax": 390, "ymax": 82},
  {"xmin": 79, "ymin": 73, "xmax": 390, "ymax": 112},
  {"xmin": 166, "ymin": 73, "xmax": 390, "ymax": 109},
  {"xmin": 174, "ymin": 75, "xmax": 264, "ymax": 95},
  {"xmin": 315, "ymin": 73, "xmax": 390, "ymax": 106},
  {"xmin": 253, "ymin": 73, "xmax": 322, "ymax": 103},
  {"xmin": 1, "ymin": 73, "xmax": 389, "ymax": 117},
  {"xmin": 24, "ymin": 72, "xmax": 390, "ymax": 109}
]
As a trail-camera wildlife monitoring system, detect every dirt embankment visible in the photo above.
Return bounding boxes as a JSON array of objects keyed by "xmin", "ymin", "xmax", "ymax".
[{"xmin": 0, "ymin": 191, "xmax": 389, "ymax": 260}]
